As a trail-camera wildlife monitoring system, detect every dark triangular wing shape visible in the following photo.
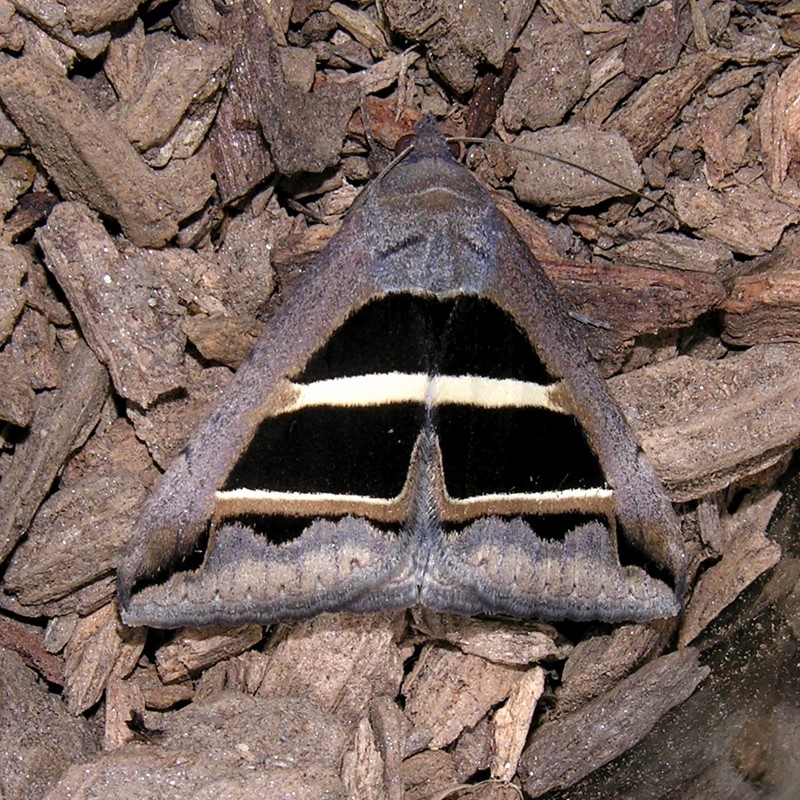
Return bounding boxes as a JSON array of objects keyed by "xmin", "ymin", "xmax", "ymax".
[{"xmin": 117, "ymin": 117, "xmax": 685, "ymax": 628}]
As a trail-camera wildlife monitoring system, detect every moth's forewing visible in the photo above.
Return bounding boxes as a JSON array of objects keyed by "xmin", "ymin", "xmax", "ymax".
[{"xmin": 118, "ymin": 117, "xmax": 684, "ymax": 628}]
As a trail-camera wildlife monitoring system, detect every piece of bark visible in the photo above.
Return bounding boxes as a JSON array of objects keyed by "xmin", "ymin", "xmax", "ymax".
[
  {"xmin": 464, "ymin": 53, "xmax": 518, "ymax": 138},
  {"xmin": 8, "ymin": 306, "xmax": 61, "ymax": 391},
  {"xmin": 0, "ymin": 614, "xmax": 64, "ymax": 684},
  {"xmin": 183, "ymin": 314, "xmax": 263, "ymax": 368},
  {"xmin": 0, "ymin": 51, "xmax": 182, "ymax": 246},
  {"xmin": 491, "ymin": 666, "xmax": 546, "ymax": 782},
  {"xmin": 64, "ymin": 602, "xmax": 146, "ymax": 715},
  {"xmin": 609, "ymin": 49, "xmax": 723, "ymax": 158},
  {"xmin": 623, "ymin": 0, "xmax": 685, "ymax": 80},
  {"xmin": 403, "ymin": 645, "xmax": 523, "ymax": 749},
  {"xmin": 108, "ymin": 31, "xmax": 231, "ymax": 165},
  {"xmin": 0, "ymin": 152, "xmax": 36, "ymax": 220},
  {"xmin": 210, "ymin": 0, "xmax": 275, "ymax": 205},
  {"xmin": 382, "ymin": 0, "xmax": 534, "ymax": 96},
  {"xmin": 756, "ymin": 54, "xmax": 800, "ymax": 193},
  {"xmin": 37, "ymin": 202, "xmax": 189, "ymax": 408},
  {"xmin": 328, "ymin": 2, "xmax": 388, "ymax": 58},
  {"xmin": 130, "ymin": 662, "xmax": 194, "ymax": 710},
  {"xmin": 104, "ymin": 675, "xmax": 147, "ymax": 750},
  {"xmin": 255, "ymin": 613, "xmax": 405, "ymax": 724},
  {"xmin": 171, "ymin": 0, "xmax": 223, "ymax": 41},
  {"xmin": 258, "ymin": 46, "xmax": 360, "ymax": 176},
  {"xmin": 2, "ymin": 418, "xmax": 156, "ymax": 609},
  {"xmin": 402, "ymin": 750, "xmax": 460, "ymax": 800},
  {"xmin": 1, "ymin": 472, "xmax": 146, "ymax": 607},
  {"xmin": 671, "ymin": 177, "xmax": 800, "ymax": 257},
  {"xmin": 0, "ymin": 648, "xmax": 97, "ymax": 800},
  {"xmin": 554, "ymin": 259, "xmax": 725, "ymax": 372},
  {"xmin": 451, "ymin": 714, "xmax": 493, "ymax": 780},
  {"xmin": 194, "ymin": 648, "xmax": 270, "ymax": 699},
  {"xmin": 679, "ymin": 491, "xmax": 783, "ymax": 646},
  {"xmin": 0, "ymin": 340, "xmax": 108, "ymax": 563},
  {"xmin": 0, "ymin": 575, "xmax": 118, "ymax": 620},
  {"xmin": 412, "ymin": 610, "xmax": 570, "ymax": 665},
  {"xmin": 613, "ymin": 231, "xmax": 732, "ymax": 275},
  {"xmin": 0, "ymin": 242, "xmax": 28, "ymax": 346},
  {"xmin": 0, "ymin": 1, "xmax": 24, "ymax": 53},
  {"xmin": 554, "ymin": 624, "xmax": 663, "ymax": 717},
  {"xmin": 44, "ymin": 614, "xmax": 79, "ymax": 655},
  {"xmin": 127, "ymin": 360, "xmax": 232, "ymax": 468},
  {"xmin": 154, "ymin": 624, "xmax": 263, "ymax": 684},
  {"xmin": 342, "ymin": 715, "xmax": 387, "ymax": 800},
  {"xmin": 501, "ymin": 21, "xmax": 589, "ymax": 132},
  {"xmin": 519, "ymin": 648, "xmax": 709, "ymax": 795},
  {"xmin": 610, "ymin": 343, "xmax": 800, "ymax": 500},
  {"xmin": 48, "ymin": 692, "xmax": 352, "ymax": 800},
  {"xmin": 510, "ymin": 125, "xmax": 643, "ymax": 207},
  {"xmin": 64, "ymin": 0, "xmax": 140, "ymax": 35},
  {"xmin": 722, "ymin": 267, "xmax": 800, "ymax": 345},
  {"xmin": 0, "ymin": 350, "xmax": 34, "ymax": 427},
  {"xmin": 369, "ymin": 696, "xmax": 409, "ymax": 800},
  {"xmin": 12, "ymin": 0, "xmax": 110, "ymax": 60},
  {"xmin": 22, "ymin": 257, "xmax": 73, "ymax": 328}
]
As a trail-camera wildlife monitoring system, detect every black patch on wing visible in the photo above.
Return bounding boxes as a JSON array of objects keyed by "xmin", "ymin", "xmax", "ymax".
[
  {"xmin": 223, "ymin": 295, "xmax": 607, "ymax": 531},
  {"xmin": 439, "ymin": 406, "xmax": 606, "ymax": 497},
  {"xmin": 301, "ymin": 296, "xmax": 554, "ymax": 382},
  {"xmin": 222, "ymin": 404, "xmax": 423, "ymax": 497}
]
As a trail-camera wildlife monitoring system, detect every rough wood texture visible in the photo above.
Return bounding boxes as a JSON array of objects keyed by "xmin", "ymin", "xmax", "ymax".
[
  {"xmin": 0, "ymin": 2, "xmax": 798, "ymax": 798},
  {"xmin": 519, "ymin": 648, "xmax": 710, "ymax": 795}
]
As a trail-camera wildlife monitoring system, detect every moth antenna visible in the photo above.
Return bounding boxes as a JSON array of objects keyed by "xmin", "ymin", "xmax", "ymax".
[{"xmin": 450, "ymin": 135, "xmax": 678, "ymax": 220}]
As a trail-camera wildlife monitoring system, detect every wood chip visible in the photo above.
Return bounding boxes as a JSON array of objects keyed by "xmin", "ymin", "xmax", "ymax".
[
  {"xmin": 679, "ymin": 491, "xmax": 783, "ymax": 646},
  {"xmin": 402, "ymin": 750, "xmax": 460, "ymax": 800},
  {"xmin": 255, "ymin": 613, "xmax": 405, "ymax": 723},
  {"xmin": 0, "ymin": 340, "xmax": 108, "ymax": 562},
  {"xmin": 48, "ymin": 692, "xmax": 353, "ymax": 800},
  {"xmin": 37, "ymin": 202, "xmax": 189, "ymax": 407},
  {"xmin": 723, "ymin": 267, "xmax": 800, "ymax": 345},
  {"xmin": 500, "ymin": 22, "xmax": 589, "ymax": 131},
  {"xmin": 0, "ymin": 240, "xmax": 26, "ymax": 345},
  {"xmin": 511, "ymin": 125, "xmax": 643, "ymax": 207},
  {"xmin": 0, "ymin": 649, "xmax": 96, "ymax": 800},
  {"xmin": 611, "ymin": 343, "xmax": 800, "ymax": 500},
  {"xmin": 0, "ymin": 51, "xmax": 180, "ymax": 246},
  {"xmin": 609, "ymin": 50, "xmax": 723, "ymax": 159},
  {"xmin": 104, "ymin": 675, "xmax": 146, "ymax": 750},
  {"xmin": 64, "ymin": 602, "xmax": 146, "ymax": 715},
  {"xmin": 554, "ymin": 624, "xmax": 663, "ymax": 716},
  {"xmin": 342, "ymin": 715, "xmax": 387, "ymax": 800},
  {"xmin": 403, "ymin": 645, "xmax": 523, "ymax": 749},
  {"xmin": 491, "ymin": 665, "xmax": 546, "ymax": 781},
  {"xmin": 0, "ymin": 350, "xmax": 34, "ymax": 427},
  {"xmin": 672, "ymin": 177, "xmax": 800, "ymax": 257},
  {"xmin": 518, "ymin": 648, "xmax": 709, "ymax": 795},
  {"xmin": 413, "ymin": 610, "xmax": 570, "ymax": 665},
  {"xmin": 154, "ymin": 624, "xmax": 263, "ymax": 684}
]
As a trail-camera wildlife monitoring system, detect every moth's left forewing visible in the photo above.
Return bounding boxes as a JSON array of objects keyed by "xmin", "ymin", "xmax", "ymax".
[{"xmin": 117, "ymin": 207, "xmax": 422, "ymax": 628}]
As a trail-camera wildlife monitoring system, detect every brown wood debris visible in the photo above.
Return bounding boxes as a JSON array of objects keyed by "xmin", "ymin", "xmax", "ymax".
[{"xmin": 0, "ymin": 1, "xmax": 799, "ymax": 799}]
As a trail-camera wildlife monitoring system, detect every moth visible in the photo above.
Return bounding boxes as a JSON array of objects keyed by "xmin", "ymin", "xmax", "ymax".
[{"xmin": 117, "ymin": 117, "xmax": 686, "ymax": 628}]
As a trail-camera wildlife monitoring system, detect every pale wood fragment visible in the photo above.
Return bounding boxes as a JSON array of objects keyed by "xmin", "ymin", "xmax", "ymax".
[
  {"xmin": 155, "ymin": 624, "xmax": 263, "ymax": 684},
  {"xmin": 403, "ymin": 645, "xmax": 523, "ymax": 749},
  {"xmin": 64, "ymin": 602, "xmax": 146, "ymax": 714},
  {"xmin": 491, "ymin": 666, "xmax": 546, "ymax": 781}
]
